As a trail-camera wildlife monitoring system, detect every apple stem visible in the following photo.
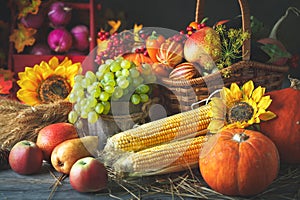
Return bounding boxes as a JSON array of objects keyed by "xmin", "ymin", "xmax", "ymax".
[{"xmin": 269, "ymin": 7, "xmax": 300, "ymax": 39}]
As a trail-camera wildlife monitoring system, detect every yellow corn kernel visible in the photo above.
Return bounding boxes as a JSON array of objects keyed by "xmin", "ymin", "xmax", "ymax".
[
  {"xmin": 104, "ymin": 104, "xmax": 211, "ymax": 153},
  {"xmin": 112, "ymin": 135, "xmax": 208, "ymax": 176}
]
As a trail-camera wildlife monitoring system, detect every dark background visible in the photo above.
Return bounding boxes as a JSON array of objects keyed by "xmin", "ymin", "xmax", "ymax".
[
  {"xmin": 98, "ymin": 0, "xmax": 300, "ymax": 52},
  {"xmin": 1, "ymin": 0, "xmax": 300, "ymax": 80},
  {"xmin": 98, "ymin": 0, "xmax": 300, "ymax": 81}
]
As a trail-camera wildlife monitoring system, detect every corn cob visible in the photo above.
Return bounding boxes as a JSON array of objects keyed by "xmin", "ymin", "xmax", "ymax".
[
  {"xmin": 103, "ymin": 104, "xmax": 211, "ymax": 155},
  {"xmin": 112, "ymin": 135, "xmax": 208, "ymax": 177}
]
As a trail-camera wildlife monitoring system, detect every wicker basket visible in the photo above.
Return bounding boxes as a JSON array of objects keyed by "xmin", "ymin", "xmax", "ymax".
[{"xmin": 158, "ymin": 0, "xmax": 289, "ymax": 114}]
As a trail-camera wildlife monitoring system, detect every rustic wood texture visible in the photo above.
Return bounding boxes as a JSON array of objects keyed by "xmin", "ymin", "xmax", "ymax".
[{"xmin": 0, "ymin": 163, "xmax": 299, "ymax": 200}]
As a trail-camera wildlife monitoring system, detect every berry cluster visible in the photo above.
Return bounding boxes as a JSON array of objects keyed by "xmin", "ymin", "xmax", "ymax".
[
  {"xmin": 96, "ymin": 30, "xmax": 151, "ymax": 64},
  {"xmin": 180, "ymin": 21, "xmax": 207, "ymax": 37},
  {"xmin": 97, "ymin": 31, "xmax": 111, "ymax": 41},
  {"xmin": 168, "ymin": 32, "xmax": 188, "ymax": 43}
]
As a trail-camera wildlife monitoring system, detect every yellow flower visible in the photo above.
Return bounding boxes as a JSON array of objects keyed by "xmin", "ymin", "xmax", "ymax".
[
  {"xmin": 17, "ymin": 56, "xmax": 82, "ymax": 106},
  {"xmin": 208, "ymin": 80, "xmax": 276, "ymax": 133}
]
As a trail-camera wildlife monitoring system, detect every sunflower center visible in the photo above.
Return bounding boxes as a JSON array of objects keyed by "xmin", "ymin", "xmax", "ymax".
[
  {"xmin": 38, "ymin": 75, "xmax": 71, "ymax": 103},
  {"xmin": 228, "ymin": 102, "xmax": 254, "ymax": 123}
]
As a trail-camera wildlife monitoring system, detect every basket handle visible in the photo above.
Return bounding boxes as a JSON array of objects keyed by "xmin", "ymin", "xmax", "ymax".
[{"xmin": 195, "ymin": 0, "xmax": 251, "ymax": 61}]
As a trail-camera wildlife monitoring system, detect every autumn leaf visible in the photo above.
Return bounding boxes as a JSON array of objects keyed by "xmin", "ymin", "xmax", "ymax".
[
  {"xmin": 0, "ymin": 69, "xmax": 14, "ymax": 81},
  {"xmin": 16, "ymin": 0, "xmax": 42, "ymax": 19},
  {"xmin": 9, "ymin": 23, "xmax": 37, "ymax": 53},
  {"xmin": 108, "ymin": 20, "xmax": 121, "ymax": 35},
  {"xmin": 133, "ymin": 24, "xmax": 143, "ymax": 42},
  {"xmin": 97, "ymin": 39, "xmax": 109, "ymax": 55},
  {"xmin": 0, "ymin": 69, "xmax": 14, "ymax": 95},
  {"xmin": 133, "ymin": 24, "xmax": 143, "ymax": 33}
]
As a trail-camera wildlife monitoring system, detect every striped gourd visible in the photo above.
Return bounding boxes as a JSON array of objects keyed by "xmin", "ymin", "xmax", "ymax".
[
  {"xmin": 112, "ymin": 135, "xmax": 208, "ymax": 176},
  {"xmin": 156, "ymin": 40, "xmax": 183, "ymax": 67},
  {"xmin": 103, "ymin": 104, "xmax": 211, "ymax": 154}
]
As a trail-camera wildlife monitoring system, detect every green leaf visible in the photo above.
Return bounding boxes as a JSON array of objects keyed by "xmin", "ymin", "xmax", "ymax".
[
  {"xmin": 260, "ymin": 43, "xmax": 292, "ymax": 63},
  {"xmin": 250, "ymin": 16, "xmax": 264, "ymax": 36}
]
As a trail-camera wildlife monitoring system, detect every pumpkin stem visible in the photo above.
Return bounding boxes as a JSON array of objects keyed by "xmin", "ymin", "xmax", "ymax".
[
  {"xmin": 269, "ymin": 7, "xmax": 300, "ymax": 39},
  {"xmin": 149, "ymin": 31, "xmax": 159, "ymax": 40},
  {"xmin": 288, "ymin": 75, "xmax": 300, "ymax": 90},
  {"xmin": 232, "ymin": 133, "xmax": 249, "ymax": 143}
]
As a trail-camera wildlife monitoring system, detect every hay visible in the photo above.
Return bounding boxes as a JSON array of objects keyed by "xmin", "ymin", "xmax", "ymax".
[
  {"xmin": 0, "ymin": 98, "xmax": 72, "ymax": 149},
  {"xmin": 105, "ymin": 164, "xmax": 300, "ymax": 200}
]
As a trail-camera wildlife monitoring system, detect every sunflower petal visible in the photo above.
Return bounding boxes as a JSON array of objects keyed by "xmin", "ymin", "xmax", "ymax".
[
  {"xmin": 39, "ymin": 61, "xmax": 51, "ymax": 70},
  {"xmin": 230, "ymin": 82, "xmax": 242, "ymax": 101},
  {"xmin": 41, "ymin": 68, "xmax": 54, "ymax": 80},
  {"xmin": 17, "ymin": 79, "xmax": 38, "ymax": 91},
  {"xmin": 54, "ymin": 65, "xmax": 66, "ymax": 77},
  {"xmin": 242, "ymin": 80, "xmax": 254, "ymax": 99},
  {"xmin": 48, "ymin": 56, "xmax": 60, "ymax": 69},
  {"xmin": 257, "ymin": 95, "xmax": 272, "ymax": 110},
  {"xmin": 33, "ymin": 65, "xmax": 45, "ymax": 80},
  {"xmin": 211, "ymin": 106, "xmax": 226, "ymax": 119},
  {"xmin": 24, "ymin": 66, "xmax": 35, "ymax": 74},
  {"xmin": 18, "ymin": 71, "xmax": 26, "ymax": 80},
  {"xmin": 25, "ymin": 68, "xmax": 42, "ymax": 82},
  {"xmin": 17, "ymin": 89, "xmax": 40, "ymax": 106},
  {"xmin": 60, "ymin": 57, "xmax": 72, "ymax": 67},
  {"xmin": 209, "ymin": 98, "xmax": 226, "ymax": 116},
  {"xmin": 252, "ymin": 86, "xmax": 264, "ymax": 103},
  {"xmin": 209, "ymin": 97, "xmax": 224, "ymax": 106},
  {"xmin": 208, "ymin": 119, "xmax": 225, "ymax": 133},
  {"xmin": 68, "ymin": 63, "xmax": 81, "ymax": 73},
  {"xmin": 221, "ymin": 87, "xmax": 234, "ymax": 103},
  {"xmin": 259, "ymin": 111, "xmax": 277, "ymax": 121}
]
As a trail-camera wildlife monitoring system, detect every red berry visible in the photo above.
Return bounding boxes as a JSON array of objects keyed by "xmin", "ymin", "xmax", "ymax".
[
  {"xmin": 179, "ymin": 30, "xmax": 185, "ymax": 35},
  {"xmin": 186, "ymin": 26, "xmax": 193, "ymax": 31}
]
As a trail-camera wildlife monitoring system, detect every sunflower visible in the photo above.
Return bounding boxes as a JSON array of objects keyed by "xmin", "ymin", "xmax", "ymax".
[
  {"xmin": 17, "ymin": 56, "xmax": 82, "ymax": 106},
  {"xmin": 208, "ymin": 80, "xmax": 276, "ymax": 133}
]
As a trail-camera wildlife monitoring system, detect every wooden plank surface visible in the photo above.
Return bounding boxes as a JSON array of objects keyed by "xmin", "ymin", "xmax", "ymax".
[{"xmin": 0, "ymin": 163, "xmax": 299, "ymax": 200}]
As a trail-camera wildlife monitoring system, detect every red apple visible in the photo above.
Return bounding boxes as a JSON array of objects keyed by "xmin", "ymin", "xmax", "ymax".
[
  {"xmin": 69, "ymin": 157, "xmax": 108, "ymax": 193},
  {"xmin": 184, "ymin": 27, "xmax": 221, "ymax": 72},
  {"xmin": 36, "ymin": 122, "xmax": 78, "ymax": 162},
  {"xmin": 9, "ymin": 140, "xmax": 43, "ymax": 175}
]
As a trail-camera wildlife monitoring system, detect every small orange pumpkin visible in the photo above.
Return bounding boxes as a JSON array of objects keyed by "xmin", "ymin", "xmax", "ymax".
[
  {"xmin": 150, "ymin": 62, "xmax": 172, "ymax": 77},
  {"xmin": 156, "ymin": 40, "xmax": 184, "ymax": 67},
  {"xmin": 199, "ymin": 128, "xmax": 279, "ymax": 196},
  {"xmin": 260, "ymin": 76, "xmax": 300, "ymax": 164},
  {"xmin": 123, "ymin": 53, "xmax": 153, "ymax": 67}
]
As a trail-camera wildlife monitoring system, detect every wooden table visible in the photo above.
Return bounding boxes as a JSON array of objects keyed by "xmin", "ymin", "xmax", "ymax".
[{"xmin": 0, "ymin": 163, "xmax": 299, "ymax": 200}]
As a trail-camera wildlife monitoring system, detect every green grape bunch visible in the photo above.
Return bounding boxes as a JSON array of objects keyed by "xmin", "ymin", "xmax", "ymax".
[{"xmin": 68, "ymin": 56, "xmax": 156, "ymax": 124}]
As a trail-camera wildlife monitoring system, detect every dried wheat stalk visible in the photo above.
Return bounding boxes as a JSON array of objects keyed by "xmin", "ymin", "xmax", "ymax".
[{"xmin": 0, "ymin": 98, "xmax": 72, "ymax": 149}]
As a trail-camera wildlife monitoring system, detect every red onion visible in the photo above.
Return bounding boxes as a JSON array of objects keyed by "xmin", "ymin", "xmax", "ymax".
[
  {"xmin": 21, "ymin": 10, "xmax": 45, "ymax": 29},
  {"xmin": 70, "ymin": 25, "xmax": 90, "ymax": 51},
  {"xmin": 30, "ymin": 43, "xmax": 51, "ymax": 55},
  {"xmin": 47, "ymin": 28, "xmax": 73, "ymax": 53},
  {"xmin": 48, "ymin": 2, "xmax": 72, "ymax": 27}
]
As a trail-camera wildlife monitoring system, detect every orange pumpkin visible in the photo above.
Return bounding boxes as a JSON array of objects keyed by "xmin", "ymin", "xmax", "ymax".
[
  {"xmin": 199, "ymin": 128, "xmax": 279, "ymax": 196},
  {"xmin": 151, "ymin": 62, "xmax": 172, "ymax": 77},
  {"xmin": 260, "ymin": 77, "xmax": 300, "ymax": 164},
  {"xmin": 123, "ymin": 53, "xmax": 153, "ymax": 67},
  {"xmin": 156, "ymin": 40, "xmax": 183, "ymax": 67}
]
